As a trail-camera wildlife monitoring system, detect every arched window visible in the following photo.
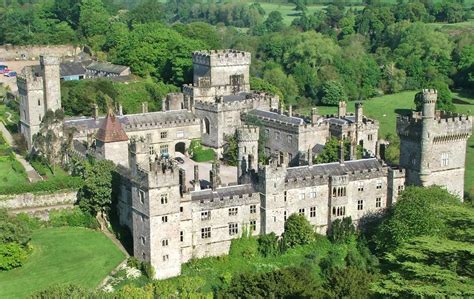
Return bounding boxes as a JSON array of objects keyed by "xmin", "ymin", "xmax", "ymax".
[{"xmin": 204, "ymin": 118, "xmax": 210, "ymax": 134}]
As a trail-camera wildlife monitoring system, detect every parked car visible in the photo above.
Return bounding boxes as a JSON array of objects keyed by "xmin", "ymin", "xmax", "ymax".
[
  {"xmin": 174, "ymin": 157, "xmax": 185, "ymax": 164},
  {"xmin": 4, "ymin": 71, "xmax": 17, "ymax": 77},
  {"xmin": 0, "ymin": 66, "xmax": 10, "ymax": 74}
]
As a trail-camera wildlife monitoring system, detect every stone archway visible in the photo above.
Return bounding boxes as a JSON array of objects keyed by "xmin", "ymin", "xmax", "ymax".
[{"xmin": 175, "ymin": 142, "xmax": 186, "ymax": 155}]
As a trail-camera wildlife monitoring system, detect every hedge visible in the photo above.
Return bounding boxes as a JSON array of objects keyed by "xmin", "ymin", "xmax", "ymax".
[{"xmin": 0, "ymin": 176, "xmax": 83, "ymax": 195}]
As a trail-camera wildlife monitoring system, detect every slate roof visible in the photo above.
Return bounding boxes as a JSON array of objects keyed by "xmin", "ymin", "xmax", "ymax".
[
  {"xmin": 86, "ymin": 61, "xmax": 129, "ymax": 74},
  {"xmin": 96, "ymin": 111, "xmax": 129, "ymax": 143},
  {"xmin": 191, "ymin": 184, "xmax": 256, "ymax": 201},
  {"xmin": 60, "ymin": 62, "xmax": 86, "ymax": 77},
  {"xmin": 286, "ymin": 158, "xmax": 384, "ymax": 179},
  {"xmin": 64, "ymin": 110, "xmax": 197, "ymax": 131},
  {"xmin": 247, "ymin": 109, "xmax": 305, "ymax": 125},
  {"xmin": 325, "ymin": 116, "xmax": 356, "ymax": 125},
  {"xmin": 222, "ymin": 92, "xmax": 253, "ymax": 103}
]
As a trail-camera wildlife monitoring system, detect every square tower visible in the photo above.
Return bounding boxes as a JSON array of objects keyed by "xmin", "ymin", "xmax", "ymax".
[
  {"xmin": 397, "ymin": 89, "xmax": 472, "ymax": 198},
  {"xmin": 192, "ymin": 49, "xmax": 251, "ymax": 94}
]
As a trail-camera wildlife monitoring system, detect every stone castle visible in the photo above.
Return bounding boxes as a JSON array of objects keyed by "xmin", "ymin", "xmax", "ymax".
[{"xmin": 18, "ymin": 50, "xmax": 472, "ymax": 280}]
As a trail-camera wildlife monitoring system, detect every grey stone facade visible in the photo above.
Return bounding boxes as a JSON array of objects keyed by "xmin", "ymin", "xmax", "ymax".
[
  {"xmin": 18, "ymin": 55, "xmax": 61, "ymax": 149},
  {"xmin": 397, "ymin": 89, "xmax": 472, "ymax": 197}
]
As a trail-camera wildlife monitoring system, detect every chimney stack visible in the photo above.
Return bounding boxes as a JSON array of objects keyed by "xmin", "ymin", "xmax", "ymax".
[
  {"xmin": 288, "ymin": 105, "xmax": 293, "ymax": 117},
  {"xmin": 311, "ymin": 107, "xmax": 319, "ymax": 124},
  {"xmin": 338, "ymin": 101, "xmax": 346, "ymax": 118},
  {"xmin": 118, "ymin": 103, "xmax": 123, "ymax": 116},
  {"xmin": 141, "ymin": 102, "xmax": 148, "ymax": 114},
  {"xmin": 193, "ymin": 165, "xmax": 200, "ymax": 191},
  {"xmin": 355, "ymin": 102, "xmax": 363, "ymax": 124},
  {"xmin": 339, "ymin": 140, "xmax": 345, "ymax": 165}
]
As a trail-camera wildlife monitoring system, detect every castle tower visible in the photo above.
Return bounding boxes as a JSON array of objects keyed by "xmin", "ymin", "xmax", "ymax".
[
  {"xmin": 397, "ymin": 89, "xmax": 472, "ymax": 198},
  {"xmin": 130, "ymin": 144, "xmax": 182, "ymax": 279},
  {"xmin": 40, "ymin": 55, "xmax": 61, "ymax": 112},
  {"xmin": 95, "ymin": 110, "xmax": 129, "ymax": 167},
  {"xmin": 191, "ymin": 50, "xmax": 251, "ymax": 96},
  {"xmin": 18, "ymin": 55, "xmax": 61, "ymax": 149},
  {"xmin": 237, "ymin": 125, "xmax": 259, "ymax": 183},
  {"xmin": 18, "ymin": 67, "xmax": 44, "ymax": 149}
]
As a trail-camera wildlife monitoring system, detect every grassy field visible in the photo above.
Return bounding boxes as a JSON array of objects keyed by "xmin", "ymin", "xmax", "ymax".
[
  {"xmin": 0, "ymin": 227, "xmax": 125, "ymax": 299},
  {"xmin": 296, "ymin": 90, "xmax": 474, "ymax": 195}
]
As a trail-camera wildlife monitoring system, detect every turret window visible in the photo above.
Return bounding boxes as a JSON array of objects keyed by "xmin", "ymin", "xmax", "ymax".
[
  {"xmin": 250, "ymin": 205, "xmax": 256, "ymax": 214},
  {"xmin": 228, "ymin": 207, "xmax": 238, "ymax": 216},
  {"xmin": 139, "ymin": 190, "xmax": 145, "ymax": 204},
  {"xmin": 332, "ymin": 206, "xmax": 346, "ymax": 216},
  {"xmin": 376, "ymin": 181, "xmax": 383, "ymax": 189},
  {"xmin": 376, "ymin": 197, "xmax": 382, "ymax": 208},
  {"xmin": 161, "ymin": 194, "xmax": 168, "ymax": 204},
  {"xmin": 201, "ymin": 227, "xmax": 211, "ymax": 239},
  {"xmin": 161, "ymin": 216, "xmax": 168, "ymax": 223},
  {"xmin": 38, "ymin": 99, "xmax": 41, "ymax": 106},
  {"xmin": 299, "ymin": 208, "xmax": 305, "ymax": 215},
  {"xmin": 284, "ymin": 211, "xmax": 287, "ymax": 221},
  {"xmin": 250, "ymin": 220, "xmax": 256, "ymax": 231},
  {"xmin": 140, "ymin": 236, "xmax": 146, "ymax": 245},
  {"xmin": 180, "ymin": 231, "xmax": 183, "ymax": 242},
  {"xmin": 310, "ymin": 207, "xmax": 316, "ymax": 217},
  {"xmin": 201, "ymin": 211, "xmax": 211, "ymax": 220},
  {"xmin": 441, "ymin": 153, "xmax": 449, "ymax": 166},
  {"xmin": 357, "ymin": 200, "xmax": 364, "ymax": 210},
  {"xmin": 229, "ymin": 223, "xmax": 239, "ymax": 236},
  {"xmin": 163, "ymin": 255, "xmax": 169, "ymax": 262},
  {"xmin": 162, "ymin": 239, "xmax": 168, "ymax": 247},
  {"xmin": 357, "ymin": 182, "xmax": 364, "ymax": 192},
  {"xmin": 397, "ymin": 185, "xmax": 404, "ymax": 195}
]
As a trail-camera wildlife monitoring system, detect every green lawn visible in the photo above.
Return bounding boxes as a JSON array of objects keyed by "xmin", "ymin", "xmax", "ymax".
[
  {"xmin": 0, "ymin": 227, "xmax": 126, "ymax": 299},
  {"xmin": 297, "ymin": 90, "xmax": 474, "ymax": 195}
]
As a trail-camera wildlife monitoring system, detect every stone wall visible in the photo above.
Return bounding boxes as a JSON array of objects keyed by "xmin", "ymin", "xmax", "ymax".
[
  {"xmin": 0, "ymin": 45, "xmax": 80, "ymax": 61},
  {"xmin": 0, "ymin": 191, "xmax": 77, "ymax": 219}
]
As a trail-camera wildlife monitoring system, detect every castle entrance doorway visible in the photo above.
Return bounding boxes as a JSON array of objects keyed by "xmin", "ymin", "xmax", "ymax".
[{"xmin": 175, "ymin": 142, "xmax": 186, "ymax": 155}]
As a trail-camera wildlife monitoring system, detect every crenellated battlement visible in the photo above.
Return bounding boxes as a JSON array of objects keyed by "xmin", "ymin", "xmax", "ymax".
[
  {"xmin": 397, "ymin": 112, "xmax": 472, "ymax": 140},
  {"xmin": 422, "ymin": 89, "xmax": 437, "ymax": 103},
  {"xmin": 192, "ymin": 49, "xmax": 251, "ymax": 67},
  {"xmin": 237, "ymin": 125, "xmax": 259, "ymax": 141},
  {"xmin": 194, "ymin": 92, "xmax": 278, "ymax": 112},
  {"xmin": 17, "ymin": 67, "xmax": 43, "ymax": 91},
  {"xmin": 40, "ymin": 55, "xmax": 60, "ymax": 66}
]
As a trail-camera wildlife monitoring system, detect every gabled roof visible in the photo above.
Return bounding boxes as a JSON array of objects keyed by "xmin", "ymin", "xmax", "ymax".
[
  {"xmin": 86, "ymin": 61, "xmax": 129, "ymax": 74},
  {"xmin": 96, "ymin": 111, "xmax": 128, "ymax": 143},
  {"xmin": 60, "ymin": 62, "xmax": 87, "ymax": 77}
]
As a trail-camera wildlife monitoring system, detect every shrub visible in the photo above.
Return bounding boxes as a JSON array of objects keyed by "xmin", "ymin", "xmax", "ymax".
[
  {"xmin": 141, "ymin": 262, "xmax": 155, "ymax": 279},
  {"xmin": 229, "ymin": 232, "xmax": 258, "ymax": 259},
  {"xmin": 257, "ymin": 233, "xmax": 280, "ymax": 257},
  {"xmin": 188, "ymin": 139, "xmax": 215, "ymax": 162},
  {"xmin": 0, "ymin": 242, "xmax": 28, "ymax": 270},
  {"xmin": 0, "ymin": 176, "xmax": 83, "ymax": 195},
  {"xmin": 15, "ymin": 213, "xmax": 44, "ymax": 230},
  {"xmin": 281, "ymin": 214, "xmax": 315, "ymax": 250},
  {"xmin": 328, "ymin": 217, "xmax": 356, "ymax": 244},
  {"xmin": 49, "ymin": 208, "xmax": 99, "ymax": 229},
  {"xmin": 127, "ymin": 256, "xmax": 141, "ymax": 269},
  {"xmin": 0, "ymin": 209, "xmax": 32, "ymax": 246}
]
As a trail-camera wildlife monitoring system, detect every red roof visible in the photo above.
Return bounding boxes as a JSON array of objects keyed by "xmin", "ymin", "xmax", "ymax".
[{"xmin": 96, "ymin": 111, "xmax": 128, "ymax": 143}]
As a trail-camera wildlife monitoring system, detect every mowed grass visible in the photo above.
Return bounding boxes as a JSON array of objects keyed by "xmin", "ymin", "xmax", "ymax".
[
  {"xmin": 296, "ymin": 90, "xmax": 474, "ymax": 195},
  {"xmin": 0, "ymin": 227, "xmax": 126, "ymax": 299}
]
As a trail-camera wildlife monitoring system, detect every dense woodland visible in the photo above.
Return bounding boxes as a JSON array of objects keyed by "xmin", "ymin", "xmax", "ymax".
[{"xmin": 1, "ymin": 0, "xmax": 473, "ymax": 297}]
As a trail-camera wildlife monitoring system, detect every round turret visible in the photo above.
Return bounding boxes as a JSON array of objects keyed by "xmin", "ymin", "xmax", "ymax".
[{"xmin": 422, "ymin": 89, "xmax": 437, "ymax": 118}]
